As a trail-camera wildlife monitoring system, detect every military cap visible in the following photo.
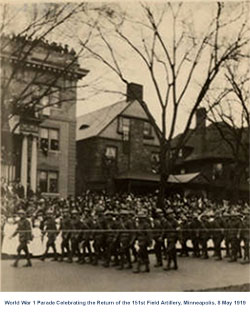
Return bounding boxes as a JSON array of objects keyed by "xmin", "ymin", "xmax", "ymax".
[
  {"xmin": 155, "ymin": 208, "xmax": 163, "ymax": 214},
  {"xmin": 18, "ymin": 209, "xmax": 25, "ymax": 215},
  {"xmin": 137, "ymin": 210, "xmax": 147, "ymax": 218},
  {"xmin": 165, "ymin": 208, "xmax": 174, "ymax": 215},
  {"xmin": 71, "ymin": 209, "xmax": 78, "ymax": 214},
  {"xmin": 104, "ymin": 210, "xmax": 113, "ymax": 216}
]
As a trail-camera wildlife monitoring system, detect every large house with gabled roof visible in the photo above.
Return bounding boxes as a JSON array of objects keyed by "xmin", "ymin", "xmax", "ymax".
[{"xmin": 76, "ymin": 83, "xmax": 161, "ymax": 194}]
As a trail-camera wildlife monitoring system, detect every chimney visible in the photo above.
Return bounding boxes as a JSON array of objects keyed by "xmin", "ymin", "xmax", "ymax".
[
  {"xmin": 126, "ymin": 83, "xmax": 143, "ymax": 103},
  {"xmin": 196, "ymin": 108, "xmax": 206, "ymax": 130}
]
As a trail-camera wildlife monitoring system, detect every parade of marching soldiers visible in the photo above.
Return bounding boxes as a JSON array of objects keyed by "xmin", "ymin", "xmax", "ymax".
[{"xmin": 1, "ymin": 180, "xmax": 250, "ymax": 273}]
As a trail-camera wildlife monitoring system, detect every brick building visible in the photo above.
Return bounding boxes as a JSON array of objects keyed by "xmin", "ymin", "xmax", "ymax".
[
  {"xmin": 0, "ymin": 34, "xmax": 88, "ymax": 197},
  {"xmin": 170, "ymin": 108, "xmax": 249, "ymax": 201},
  {"xmin": 76, "ymin": 83, "xmax": 160, "ymax": 194}
]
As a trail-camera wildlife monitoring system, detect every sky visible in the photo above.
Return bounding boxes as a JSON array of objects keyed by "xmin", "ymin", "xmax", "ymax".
[{"xmin": 1, "ymin": 1, "xmax": 249, "ymax": 137}]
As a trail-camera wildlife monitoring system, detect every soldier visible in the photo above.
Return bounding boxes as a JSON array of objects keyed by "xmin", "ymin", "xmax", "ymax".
[
  {"xmin": 133, "ymin": 210, "xmax": 152, "ymax": 273},
  {"xmin": 189, "ymin": 212, "xmax": 201, "ymax": 257},
  {"xmin": 70, "ymin": 209, "xmax": 82, "ymax": 262},
  {"xmin": 78, "ymin": 207, "xmax": 93, "ymax": 264},
  {"xmin": 153, "ymin": 208, "xmax": 166, "ymax": 267},
  {"xmin": 228, "ymin": 211, "xmax": 242, "ymax": 262},
  {"xmin": 211, "ymin": 209, "xmax": 224, "ymax": 261},
  {"xmin": 10, "ymin": 209, "xmax": 33, "ymax": 267},
  {"xmin": 128, "ymin": 210, "xmax": 138, "ymax": 263},
  {"xmin": 103, "ymin": 210, "xmax": 119, "ymax": 267},
  {"xmin": 117, "ymin": 209, "xmax": 134, "ymax": 270},
  {"xmin": 163, "ymin": 208, "xmax": 178, "ymax": 271},
  {"xmin": 179, "ymin": 214, "xmax": 190, "ymax": 257},
  {"xmin": 199, "ymin": 212, "xmax": 211, "ymax": 259},
  {"xmin": 92, "ymin": 205, "xmax": 106, "ymax": 265},
  {"xmin": 40, "ymin": 209, "xmax": 59, "ymax": 261},
  {"xmin": 240, "ymin": 209, "xmax": 250, "ymax": 264},
  {"xmin": 59, "ymin": 207, "xmax": 72, "ymax": 263},
  {"xmin": 222, "ymin": 211, "xmax": 231, "ymax": 258}
]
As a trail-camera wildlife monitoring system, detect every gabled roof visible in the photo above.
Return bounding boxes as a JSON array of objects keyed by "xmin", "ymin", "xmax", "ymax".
[
  {"xmin": 76, "ymin": 100, "xmax": 132, "ymax": 141},
  {"xmin": 171, "ymin": 122, "xmax": 249, "ymax": 162}
]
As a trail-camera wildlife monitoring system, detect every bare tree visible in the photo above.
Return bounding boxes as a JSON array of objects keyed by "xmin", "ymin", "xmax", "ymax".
[
  {"xmin": 77, "ymin": 1, "xmax": 250, "ymax": 207},
  {"xmin": 206, "ymin": 63, "xmax": 249, "ymax": 201},
  {"xmin": 0, "ymin": 3, "xmax": 89, "ymax": 134}
]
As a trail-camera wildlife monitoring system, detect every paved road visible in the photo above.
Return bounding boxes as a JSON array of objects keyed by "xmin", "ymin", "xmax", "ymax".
[{"xmin": 1, "ymin": 254, "xmax": 249, "ymax": 292}]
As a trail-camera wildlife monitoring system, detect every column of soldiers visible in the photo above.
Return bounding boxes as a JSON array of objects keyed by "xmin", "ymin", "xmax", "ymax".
[{"xmin": 7, "ymin": 196, "xmax": 250, "ymax": 271}]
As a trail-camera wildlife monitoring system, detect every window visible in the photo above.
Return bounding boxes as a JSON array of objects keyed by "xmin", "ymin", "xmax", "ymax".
[
  {"xmin": 212, "ymin": 163, "xmax": 223, "ymax": 180},
  {"xmin": 50, "ymin": 129, "xmax": 59, "ymax": 150},
  {"xmin": 79, "ymin": 124, "xmax": 89, "ymax": 130},
  {"xmin": 118, "ymin": 117, "xmax": 130, "ymax": 136},
  {"xmin": 39, "ymin": 127, "xmax": 59, "ymax": 153},
  {"xmin": 143, "ymin": 121, "xmax": 152, "ymax": 138},
  {"xmin": 178, "ymin": 149, "xmax": 183, "ymax": 158},
  {"xmin": 50, "ymin": 87, "xmax": 61, "ymax": 108},
  {"xmin": 105, "ymin": 146, "xmax": 117, "ymax": 160},
  {"xmin": 38, "ymin": 171, "xmax": 58, "ymax": 193},
  {"xmin": 32, "ymin": 84, "xmax": 61, "ymax": 115}
]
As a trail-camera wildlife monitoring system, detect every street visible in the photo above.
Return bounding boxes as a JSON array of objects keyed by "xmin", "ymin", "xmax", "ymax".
[{"xmin": 1, "ymin": 254, "xmax": 249, "ymax": 292}]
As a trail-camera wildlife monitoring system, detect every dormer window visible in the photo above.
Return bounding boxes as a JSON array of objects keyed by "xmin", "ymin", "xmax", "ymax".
[{"xmin": 79, "ymin": 124, "xmax": 89, "ymax": 130}]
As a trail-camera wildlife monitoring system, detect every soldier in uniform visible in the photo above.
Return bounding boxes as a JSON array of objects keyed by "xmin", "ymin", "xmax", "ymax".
[
  {"xmin": 189, "ymin": 212, "xmax": 201, "ymax": 257},
  {"xmin": 222, "ymin": 211, "xmax": 231, "ymax": 258},
  {"xmin": 228, "ymin": 211, "xmax": 242, "ymax": 262},
  {"xmin": 79, "ymin": 207, "xmax": 93, "ymax": 264},
  {"xmin": 128, "ymin": 210, "xmax": 138, "ymax": 263},
  {"xmin": 92, "ymin": 205, "xmax": 106, "ymax": 265},
  {"xmin": 211, "ymin": 210, "xmax": 224, "ymax": 261},
  {"xmin": 117, "ymin": 209, "xmax": 134, "ymax": 270},
  {"xmin": 59, "ymin": 207, "xmax": 72, "ymax": 263},
  {"xmin": 133, "ymin": 210, "xmax": 152, "ymax": 273},
  {"xmin": 240, "ymin": 209, "xmax": 250, "ymax": 264},
  {"xmin": 163, "ymin": 208, "xmax": 178, "ymax": 271},
  {"xmin": 40, "ymin": 208, "xmax": 59, "ymax": 261},
  {"xmin": 153, "ymin": 208, "xmax": 166, "ymax": 267},
  {"xmin": 10, "ymin": 209, "xmax": 33, "ymax": 267},
  {"xmin": 199, "ymin": 212, "xmax": 211, "ymax": 259},
  {"xmin": 70, "ymin": 209, "xmax": 82, "ymax": 262},
  {"xmin": 179, "ymin": 214, "xmax": 190, "ymax": 257},
  {"xmin": 103, "ymin": 210, "xmax": 119, "ymax": 267}
]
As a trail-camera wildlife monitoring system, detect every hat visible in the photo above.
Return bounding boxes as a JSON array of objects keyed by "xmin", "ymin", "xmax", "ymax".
[
  {"xmin": 120, "ymin": 209, "xmax": 129, "ymax": 215},
  {"xmin": 165, "ymin": 208, "xmax": 174, "ymax": 215},
  {"xmin": 155, "ymin": 208, "xmax": 163, "ymax": 214},
  {"xmin": 137, "ymin": 211, "xmax": 147, "ymax": 218},
  {"xmin": 104, "ymin": 210, "xmax": 113, "ymax": 216},
  {"xmin": 71, "ymin": 209, "xmax": 78, "ymax": 215},
  {"xmin": 46, "ymin": 209, "xmax": 53, "ymax": 215},
  {"xmin": 18, "ymin": 209, "xmax": 25, "ymax": 215}
]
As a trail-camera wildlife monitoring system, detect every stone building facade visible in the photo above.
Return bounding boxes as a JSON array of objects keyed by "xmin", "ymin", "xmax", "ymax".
[{"xmin": 0, "ymin": 34, "xmax": 88, "ymax": 197}]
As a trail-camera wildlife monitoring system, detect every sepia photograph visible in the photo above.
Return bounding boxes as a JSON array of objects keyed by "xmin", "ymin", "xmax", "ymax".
[{"xmin": 0, "ymin": 0, "xmax": 249, "ymax": 293}]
